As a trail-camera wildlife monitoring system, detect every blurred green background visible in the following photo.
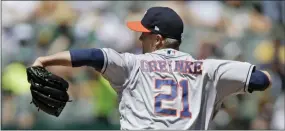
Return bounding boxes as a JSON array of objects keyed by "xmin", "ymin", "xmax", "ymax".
[{"xmin": 1, "ymin": 1, "xmax": 284, "ymax": 130}]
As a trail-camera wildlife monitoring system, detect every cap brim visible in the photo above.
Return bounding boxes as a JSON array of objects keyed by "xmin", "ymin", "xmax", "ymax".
[{"xmin": 126, "ymin": 21, "xmax": 151, "ymax": 32}]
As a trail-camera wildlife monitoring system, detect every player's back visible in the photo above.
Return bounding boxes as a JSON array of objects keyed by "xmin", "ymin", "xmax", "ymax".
[{"xmin": 119, "ymin": 49, "xmax": 216, "ymax": 130}]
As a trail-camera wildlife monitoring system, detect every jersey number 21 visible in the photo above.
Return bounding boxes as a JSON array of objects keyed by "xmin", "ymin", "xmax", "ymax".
[{"xmin": 154, "ymin": 79, "xmax": 191, "ymax": 118}]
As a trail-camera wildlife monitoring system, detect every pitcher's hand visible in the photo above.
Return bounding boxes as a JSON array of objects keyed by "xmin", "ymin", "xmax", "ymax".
[{"xmin": 32, "ymin": 57, "xmax": 44, "ymax": 67}]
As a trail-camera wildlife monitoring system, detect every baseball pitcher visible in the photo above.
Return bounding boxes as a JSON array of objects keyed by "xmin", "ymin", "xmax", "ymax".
[{"xmin": 29, "ymin": 7, "xmax": 271, "ymax": 130}]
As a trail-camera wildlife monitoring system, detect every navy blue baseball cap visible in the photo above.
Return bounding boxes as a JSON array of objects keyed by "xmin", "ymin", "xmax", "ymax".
[{"xmin": 127, "ymin": 7, "xmax": 184, "ymax": 41}]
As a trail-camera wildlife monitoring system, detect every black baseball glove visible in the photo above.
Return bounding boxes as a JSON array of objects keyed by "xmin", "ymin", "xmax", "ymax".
[{"xmin": 26, "ymin": 66, "xmax": 72, "ymax": 117}]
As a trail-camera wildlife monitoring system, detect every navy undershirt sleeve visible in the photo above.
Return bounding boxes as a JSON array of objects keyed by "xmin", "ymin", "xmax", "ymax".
[
  {"xmin": 69, "ymin": 48, "xmax": 104, "ymax": 71},
  {"xmin": 248, "ymin": 69, "xmax": 270, "ymax": 93}
]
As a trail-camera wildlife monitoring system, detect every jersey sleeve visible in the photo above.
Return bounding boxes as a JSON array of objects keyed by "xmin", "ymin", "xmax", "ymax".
[
  {"xmin": 203, "ymin": 59, "xmax": 256, "ymax": 96},
  {"xmin": 100, "ymin": 48, "xmax": 136, "ymax": 86}
]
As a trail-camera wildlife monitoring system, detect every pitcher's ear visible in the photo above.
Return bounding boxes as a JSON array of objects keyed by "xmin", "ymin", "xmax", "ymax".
[
  {"xmin": 154, "ymin": 34, "xmax": 164, "ymax": 49},
  {"xmin": 156, "ymin": 34, "xmax": 164, "ymax": 42}
]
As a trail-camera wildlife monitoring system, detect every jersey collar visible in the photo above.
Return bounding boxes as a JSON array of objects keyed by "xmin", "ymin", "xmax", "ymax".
[{"xmin": 152, "ymin": 48, "xmax": 187, "ymax": 57}]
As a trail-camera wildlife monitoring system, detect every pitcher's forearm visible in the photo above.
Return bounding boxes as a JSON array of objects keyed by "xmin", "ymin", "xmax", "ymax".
[
  {"xmin": 37, "ymin": 51, "xmax": 72, "ymax": 67},
  {"xmin": 34, "ymin": 48, "xmax": 105, "ymax": 71}
]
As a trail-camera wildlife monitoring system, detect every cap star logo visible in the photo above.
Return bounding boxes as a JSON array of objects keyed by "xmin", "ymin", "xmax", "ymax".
[{"xmin": 155, "ymin": 26, "xmax": 159, "ymax": 31}]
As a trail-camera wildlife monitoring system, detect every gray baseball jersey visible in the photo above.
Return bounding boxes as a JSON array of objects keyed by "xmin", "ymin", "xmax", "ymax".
[{"xmin": 100, "ymin": 48, "xmax": 255, "ymax": 130}]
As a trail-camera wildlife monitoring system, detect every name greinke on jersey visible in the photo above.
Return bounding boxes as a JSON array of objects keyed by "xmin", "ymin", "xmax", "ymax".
[{"xmin": 140, "ymin": 60, "xmax": 203, "ymax": 74}]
